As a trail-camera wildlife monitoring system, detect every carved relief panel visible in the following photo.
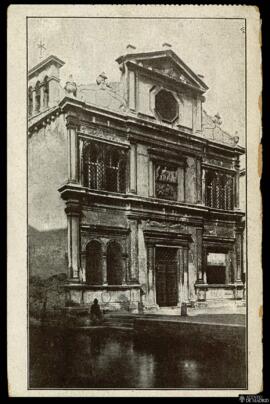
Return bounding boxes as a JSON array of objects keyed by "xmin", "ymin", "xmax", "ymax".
[{"xmin": 155, "ymin": 163, "xmax": 178, "ymax": 200}]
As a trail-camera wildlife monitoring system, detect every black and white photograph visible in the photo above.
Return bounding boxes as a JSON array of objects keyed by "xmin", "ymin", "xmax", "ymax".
[{"xmin": 7, "ymin": 5, "xmax": 262, "ymax": 397}]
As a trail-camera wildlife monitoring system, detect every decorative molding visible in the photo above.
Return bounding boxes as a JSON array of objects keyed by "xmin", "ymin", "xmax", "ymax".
[
  {"xmin": 144, "ymin": 229, "xmax": 192, "ymax": 246},
  {"xmin": 81, "ymin": 224, "xmax": 130, "ymax": 236},
  {"xmin": 148, "ymin": 146, "xmax": 186, "ymax": 166},
  {"xmin": 202, "ymin": 235, "xmax": 235, "ymax": 250},
  {"xmin": 79, "ymin": 125, "xmax": 129, "ymax": 147},
  {"xmin": 145, "ymin": 219, "xmax": 188, "ymax": 233},
  {"xmin": 66, "ymin": 112, "xmax": 80, "ymax": 129}
]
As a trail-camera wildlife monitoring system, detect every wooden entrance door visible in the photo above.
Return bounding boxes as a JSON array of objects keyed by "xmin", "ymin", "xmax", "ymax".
[{"xmin": 155, "ymin": 247, "xmax": 178, "ymax": 307}]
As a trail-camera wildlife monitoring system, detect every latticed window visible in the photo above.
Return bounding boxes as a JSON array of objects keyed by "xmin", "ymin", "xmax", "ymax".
[
  {"xmin": 225, "ymin": 176, "xmax": 234, "ymax": 210},
  {"xmin": 83, "ymin": 141, "xmax": 127, "ymax": 193},
  {"xmin": 155, "ymin": 164, "xmax": 178, "ymax": 201},
  {"xmin": 205, "ymin": 170, "xmax": 234, "ymax": 210}
]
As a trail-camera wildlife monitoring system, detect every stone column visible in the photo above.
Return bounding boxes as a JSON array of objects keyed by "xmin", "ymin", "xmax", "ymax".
[
  {"xmin": 225, "ymin": 253, "xmax": 231, "ymax": 284},
  {"xmin": 78, "ymin": 138, "xmax": 84, "ymax": 186},
  {"xmin": 147, "ymin": 245, "xmax": 156, "ymax": 306},
  {"xmin": 196, "ymin": 248, "xmax": 207, "ymax": 301},
  {"xmin": 235, "ymin": 231, "xmax": 243, "ymax": 282},
  {"xmin": 196, "ymin": 228, "xmax": 203, "ymax": 282},
  {"xmin": 177, "ymin": 248, "xmax": 183, "ymax": 306},
  {"xmin": 101, "ymin": 253, "xmax": 108, "ymax": 285},
  {"xmin": 231, "ymin": 252, "xmax": 236, "ymax": 283},
  {"xmin": 196, "ymin": 159, "xmax": 202, "ymax": 203},
  {"xmin": 122, "ymin": 254, "xmax": 128, "ymax": 285},
  {"xmin": 65, "ymin": 201, "xmax": 81, "ymax": 281},
  {"xmin": 183, "ymin": 248, "xmax": 189, "ymax": 303},
  {"xmin": 129, "ymin": 143, "xmax": 137, "ymax": 193},
  {"xmin": 129, "ymin": 219, "xmax": 139, "ymax": 281},
  {"xmin": 66, "ymin": 113, "xmax": 79, "ymax": 183},
  {"xmin": 80, "ymin": 252, "xmax": 86, "ymax": 283},
  {"xmin": 202, "ymin": 168, "xmax": 206, "ymax": 205},
  {"xmin": 202, "ymin": 250, "xmax": 208, "ymax": 283},
  {"xmin": 234, "ymin": 158, "xmax": 240, "ymax": 209},
  {"xmin": 234, "ymin": 230, "xmax": 244, "ymax": 299}
]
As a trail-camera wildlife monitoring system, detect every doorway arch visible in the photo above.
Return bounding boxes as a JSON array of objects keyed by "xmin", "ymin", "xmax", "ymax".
[
  {"xmin": 85, "ymin": 240, "xmax": 102, "ymax": 284},
  {"xmin": 107, "ymin": 241, "xmax": 123, "ymax": 285}
]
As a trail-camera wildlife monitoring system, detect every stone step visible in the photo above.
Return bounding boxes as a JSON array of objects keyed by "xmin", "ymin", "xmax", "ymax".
[
  {"xmin": 105, "ymin": 316, "xmax": 135, "ymax": 322},
  {"xmin": 104, "ymin": 319, "xmax": 134, "ymax": 325},
  {"xmin": 104, "ymin": 322, "xmax": 133, "ymax": 329}
]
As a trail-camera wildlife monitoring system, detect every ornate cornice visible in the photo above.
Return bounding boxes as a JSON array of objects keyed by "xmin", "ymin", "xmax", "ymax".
[{"xmin": 144, "ymin": 229, "xmax": 193, "ymax": 246}]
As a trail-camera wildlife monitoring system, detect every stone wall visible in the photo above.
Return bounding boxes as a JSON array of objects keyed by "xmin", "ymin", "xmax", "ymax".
[{"xmin": 28, "ymin": 115, "xmax": 68, "ymax": 279}]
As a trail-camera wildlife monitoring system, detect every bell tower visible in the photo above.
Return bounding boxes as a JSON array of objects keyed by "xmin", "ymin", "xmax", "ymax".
[{"xmin": 28, "ymin": 55, "xmax": 65, "ymax": 117}]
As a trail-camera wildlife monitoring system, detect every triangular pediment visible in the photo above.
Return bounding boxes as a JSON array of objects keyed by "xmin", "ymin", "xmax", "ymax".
[{"xmin": 116, "ymin": 49, "xmax": 208, "ymax": 91}]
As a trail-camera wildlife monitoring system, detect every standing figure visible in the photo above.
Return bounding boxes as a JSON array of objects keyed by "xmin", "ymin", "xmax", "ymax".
[{"xmin": 90, "ymin": 298, "xmax": 103, "ymax": 324}]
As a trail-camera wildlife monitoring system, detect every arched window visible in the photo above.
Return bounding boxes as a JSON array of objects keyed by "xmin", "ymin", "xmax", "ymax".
[
  {"xmin": 83, "ymin": 141, "xmax": 127, "ymax": 193},
  {"xmin": 35, "ymin": 81, "xmax": 41, "ymax": 113},
  {"xmin": 43, "ymin": 76, "xmax": 49, "ymax": 109},
  {"xmin": 107, "ymin": 241, "xmax": 123, "ymax": 285},
  {"xmin": 85, "ymin": 240, "xmax": 103, "ymax": 285},
  {"xmin": 28, "ymin": 86, "xmax": 33, "ymax": 116}
]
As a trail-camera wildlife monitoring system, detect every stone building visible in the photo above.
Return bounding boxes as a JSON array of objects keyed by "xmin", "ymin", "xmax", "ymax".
[{"xmin": 28, "ymin": 45, "xmax": 245, "ymax": 312}]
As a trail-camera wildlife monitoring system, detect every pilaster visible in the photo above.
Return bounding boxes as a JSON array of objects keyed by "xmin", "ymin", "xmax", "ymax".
[
  {"xmin": 196, "ymin": 228, "xmax": 203, "ymax": 283},
  {"xmin": 129, "ymin": 142, "xmax": 137, "ymax": 193},
  {"xmin": 202, "ymin": 168, "xmax": 206, "ymax": 205},
  {"xmin": 196, "ymin": 158, "xmax": 202, "ymax": 203},
  {"xmin": 177, "ymin": 166, "xmax": 185, "ymax": 202},
  {"xmin": 66, "ymin": 112, "xmax": 80, "ymax": 183},
  {"xmin": 146, "ymin": 245, "xmax": 156, "ymax": 306},
  {"xmin": 183, "ymin": 247, "xmax": 189, "ymax": 303},
  {"xmin": 129, "ymin": 219, "xmax": 139, "ymax": 281},
  {"xmin": 148, "ymin": 159, "xmax": 154, "ymax": 197}
]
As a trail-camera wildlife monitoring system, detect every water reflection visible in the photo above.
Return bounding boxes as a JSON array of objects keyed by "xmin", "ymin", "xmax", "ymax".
[{"xmin": 29, "ymin": 327, "xmax": 246, "ymax": 388}]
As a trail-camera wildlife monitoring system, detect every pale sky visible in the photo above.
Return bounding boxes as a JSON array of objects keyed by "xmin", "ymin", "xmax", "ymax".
[{"xmin": 28, "ymin": 17, "xmax": 246, "ymax": 146}]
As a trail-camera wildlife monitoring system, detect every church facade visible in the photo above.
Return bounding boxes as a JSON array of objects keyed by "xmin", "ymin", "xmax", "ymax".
[{"xmin": 28, "ymin": 45, "xmax": 245, "ymax": 312}]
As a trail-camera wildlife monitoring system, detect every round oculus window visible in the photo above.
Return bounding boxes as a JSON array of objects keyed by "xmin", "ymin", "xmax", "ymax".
[{"xmin": 155, "ymin": 90, "xmax": 179, "ymax": 123}]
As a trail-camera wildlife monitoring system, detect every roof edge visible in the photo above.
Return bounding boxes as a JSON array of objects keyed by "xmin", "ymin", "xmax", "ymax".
[
  {"xmin": 116, "ymin": 49, "xmax": 208, "ymax": 90},
  {"xmin": 28, "ymin": 55, "xmax": 65, "ymax": 78}
]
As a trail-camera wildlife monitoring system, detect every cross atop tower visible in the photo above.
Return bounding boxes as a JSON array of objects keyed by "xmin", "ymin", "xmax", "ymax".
[{"xmin": 37, "ymin": 40, "xmax": 46, "ymax": 59}]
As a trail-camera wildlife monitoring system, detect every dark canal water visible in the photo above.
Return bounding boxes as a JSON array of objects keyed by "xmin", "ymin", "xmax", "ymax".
[{"xmin": 29, "ymin": 326, "xmax": 246, "ymax": 389}]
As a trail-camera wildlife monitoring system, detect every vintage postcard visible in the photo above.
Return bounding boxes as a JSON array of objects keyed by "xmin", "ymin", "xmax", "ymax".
[{"xmin": 7, "ymin": 5, "xmax": 262, "ymax": 397}]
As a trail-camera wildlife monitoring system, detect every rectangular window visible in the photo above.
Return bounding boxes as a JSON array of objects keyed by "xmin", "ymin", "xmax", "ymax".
[
  {"xmin": 206, "ymin": 253, "xmax": 227, "ymax": 284},
  {"xmin": 155, "ymin": 163, "xmax": 178, "ymax": 201},
  {"xmin": 83, "ymin": 140, "xmax": 127, "ymax": 193}
]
